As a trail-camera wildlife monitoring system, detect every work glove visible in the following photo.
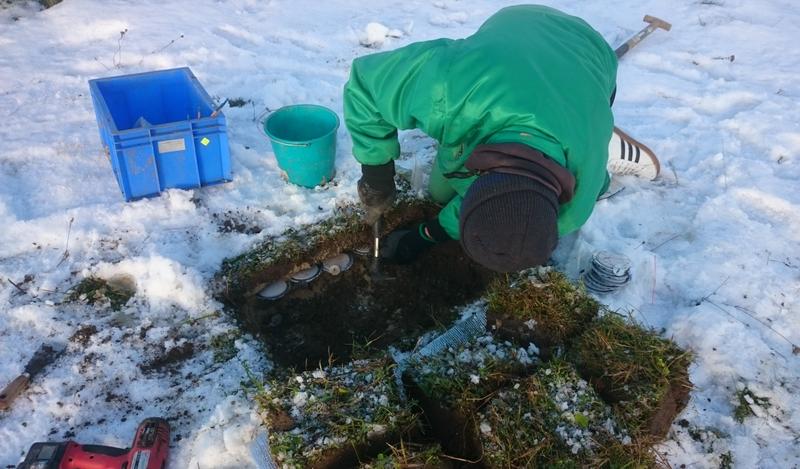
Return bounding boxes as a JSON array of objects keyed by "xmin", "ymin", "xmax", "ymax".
[
  {"xmin": 358, "ymin": 161, "xmax": 396, "ymax": 225},
  {"xmin": 381, "ymin": 219, "xmax": 450, "ymax": 264}
]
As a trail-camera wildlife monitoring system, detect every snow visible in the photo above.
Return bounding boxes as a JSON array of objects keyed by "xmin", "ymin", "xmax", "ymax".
[
  {"xmin": 0, "ymin": 0, "xmax": 798, "ymax": 468},
  {"xmin": 360, "ymin": 22, "xmax": 404, "ymax": 48}
]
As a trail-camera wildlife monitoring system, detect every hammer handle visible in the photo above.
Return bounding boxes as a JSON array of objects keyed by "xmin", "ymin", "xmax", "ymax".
[
  {"xmin": 0, "ymin": 374, "xmax": 31, "ymax": 410},
  {"xmin": 615, "ymin": 15, "xmax": 672, "ymax": 59}
]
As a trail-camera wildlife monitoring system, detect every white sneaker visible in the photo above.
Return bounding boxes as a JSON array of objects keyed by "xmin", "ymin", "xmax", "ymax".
[{"xmin": 607, "ymin": 127, "xmax": 660, "ymax": 180}]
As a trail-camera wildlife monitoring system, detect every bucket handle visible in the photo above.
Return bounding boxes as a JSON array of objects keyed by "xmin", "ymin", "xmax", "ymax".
[{"xmin": 256, "ymin": 107, "xmax": 311, "ymax": 148}]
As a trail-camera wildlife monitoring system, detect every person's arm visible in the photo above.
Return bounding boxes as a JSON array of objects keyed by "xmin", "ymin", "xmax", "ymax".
[
  {"xmin": 436, "ymin": 195, "xmax": 462, "ymax": 240},
  {"xmin": 343, "ymin": 39, "xmax": 449, "ymax": 166}
]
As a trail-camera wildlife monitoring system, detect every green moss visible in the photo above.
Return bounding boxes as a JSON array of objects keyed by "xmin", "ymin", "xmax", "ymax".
[
  {"xmin": 486, "ymin": 269, "xmax": 599, "ymax": 346},
  {"xmin": 67, "ymin": 277, "xmax": 134, "ymax": 311},
  {"xmin": 733, "ymin": 387, "xmax": 770, "ymax": 424},
  {"xmin": 210, "ymin": 330, "xmax": 240, "ymax": 363},
  {"xmin": 719, "ymin": 451, "xmax": 734, "ymax": 469},
  {"xmin": 569, "ymin": 314, "xmax": 692, "ymax": 435},
  {"xmin": 362, "ymin": 442, "xmax": 449, "ymax": 468},
  {"xmin": 255, "ymin": 357, "xmax": 418, "ymax": 468}
]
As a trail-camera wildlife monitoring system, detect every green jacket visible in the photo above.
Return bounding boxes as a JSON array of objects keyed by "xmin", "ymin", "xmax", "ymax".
[{"xmin": 343, "ymin": 5, "xmax": 617, "ymax": 239}]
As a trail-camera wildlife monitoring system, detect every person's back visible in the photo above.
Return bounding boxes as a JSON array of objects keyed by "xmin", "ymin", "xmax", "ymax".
[
  {"xmin": 345, "ymin": 5, "xmax": 622, "ymax": 272},
  {"xmin": 433, "ymin": 5, "xmax": 618, "ymax": 236}
]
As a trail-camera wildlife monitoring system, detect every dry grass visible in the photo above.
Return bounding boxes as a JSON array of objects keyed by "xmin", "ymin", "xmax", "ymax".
[
  {"xmin": 486, "ymin": 269, "xmax": 599, "ymax": 347},
  {"xmin": 67, "ymin": 276, "xmax": 134, "ymax": 311},
  {"xmin": 480, "ymin": 360, "xmax": 662, "ymax": 469},
  {"xmin": 363, "ymin": 441, "xmax": 450, "ymax": 468},
  {"xmin": 569, "ymin": 314, "xmax": 692, "ymax": 436}
]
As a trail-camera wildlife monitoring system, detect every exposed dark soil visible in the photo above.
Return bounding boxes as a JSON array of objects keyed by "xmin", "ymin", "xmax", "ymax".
[
  {"xmin": 403, "ymin": 375, "xmax": 484, "ymax": 467},
  {"xmin": 212, "ymin": 210, "xmax": 263, "ymax": 235},
  {"xmin": 307, "ymin": 427, "xmax": 411, "ymax": 469},
  {"xmin": 141, "ymin": 342, "xmax": 195, "ymax": 373},
  {"xmin": 239, "ymin": 241, "xmax": 495, "ymax": 370},
  {"xmin": 486, "ymin": 315, "xmax": 556, "ymax": 358},
  {"xmin": 70, "ymin": 324, "xmax": 98, "ymax": 346},
  {"xmin": 646, "ymin": 373, "xmax": 692, "ymax": 438}
]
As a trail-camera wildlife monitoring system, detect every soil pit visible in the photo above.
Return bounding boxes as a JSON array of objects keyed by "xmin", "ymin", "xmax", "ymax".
[{"xmin": 239, "ymin": 241, "xmax": 495, "ymax": 370}]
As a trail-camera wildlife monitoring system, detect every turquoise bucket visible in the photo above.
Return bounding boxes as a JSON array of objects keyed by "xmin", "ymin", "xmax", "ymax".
[{"xmin": 264, "ymin": 104, "xmax": 339, "ymax": 188}]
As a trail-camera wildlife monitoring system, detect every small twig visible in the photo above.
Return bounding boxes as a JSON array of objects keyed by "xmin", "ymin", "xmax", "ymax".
[
  {"xmin": 697, "ymin": 276, "xmax": 730, "ymax": 304},
  {"xmin": 704, "ymin": 299, "xmax": 796, "ymax": 358},
  {"xmin": 138, "ymin": 34, "xmax": 185, "ymax": 66},
  {"xmin": 668, "ymin": 160, "xmax": 679, "ymax": 185},
  {"xmin": 625, "ymin": 303, "xmax": 652, "ymax": 328},
  {"xmin": 598, "ymin": 186, "xmax": 625, "ymax": 201},
  {"xmin": 767, "ymin": 257, "xmax": 798, "ymax": 270},
  {"xmin": 651, "ymin": 254, "xmax": 657, "ymax": 304},
  {"xmin": 94, "ymin": 57, "xmax": 112, "ymax": 71},
  {"xmin": 441, "ymin": 453, "xmax": 484, "ymax": 464},
  {"xmin": 180, "ymin": 310, "xmax": 221, "ymax": 326},
  {"xmin": 650, "ymin": 232, "xmax": 683, "ymax": 252},
  {"xmin": 55, "ymin": 217, "xmax": 75, "ymax": 268},
  {"xmin": 7, "ymin": 278, "xmax": 27, "ymax": 294},
  {"xmin": 114, "ymin": 29, "xmax": 128, "ymax": 68}
]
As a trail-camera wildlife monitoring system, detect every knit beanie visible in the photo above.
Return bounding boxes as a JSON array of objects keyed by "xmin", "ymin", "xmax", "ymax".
[{"xmin": 459, "ymin": 172, "xmax": 559, "ymax": 272}]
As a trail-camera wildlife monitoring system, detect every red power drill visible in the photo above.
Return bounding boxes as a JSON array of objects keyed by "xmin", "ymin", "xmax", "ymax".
[{"xmin": 17, "ymin": 417, "xmax": 169, "ymax": 469}]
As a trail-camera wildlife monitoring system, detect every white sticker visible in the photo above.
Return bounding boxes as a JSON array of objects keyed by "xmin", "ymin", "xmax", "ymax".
[
  {"xmin": 157, "ymin": 138, "xmax": 186, "ymax": 153},
  {"xmin": 131, "ymin": 449, "xmax": 150, "ymax": 469}
]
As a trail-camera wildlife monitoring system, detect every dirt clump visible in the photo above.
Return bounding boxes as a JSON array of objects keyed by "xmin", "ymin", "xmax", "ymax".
[
  {"xmin": 70, "ymin": 324, "xmax": 98, "ymax": 346},
  {"xmin": 141, "ymin": 342, "xmax": 195, "ymax": 373}
]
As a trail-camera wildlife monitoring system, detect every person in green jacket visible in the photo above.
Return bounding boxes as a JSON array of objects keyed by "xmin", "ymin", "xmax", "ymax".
[{"xmin": 344, "ymin": 4, "xmax": 656, "ymax": 272}]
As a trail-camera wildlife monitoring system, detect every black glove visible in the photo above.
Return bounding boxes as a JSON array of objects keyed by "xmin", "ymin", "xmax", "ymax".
[
  {"xmin": 358, "ymin": 162, "xmax": 396, "ymax": 225},
  {"xmin": 381, "ymin": 219, "xmax": 450, "ymax": 264}
]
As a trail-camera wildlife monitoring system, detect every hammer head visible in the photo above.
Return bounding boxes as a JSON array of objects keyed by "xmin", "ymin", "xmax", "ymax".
[{"xmin": 644, "ymin": 15, "xmax": 672, "ymax": 31}]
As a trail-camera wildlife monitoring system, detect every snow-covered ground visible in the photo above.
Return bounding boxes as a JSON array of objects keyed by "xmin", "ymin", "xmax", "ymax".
[{"xmin": 1, "ymin": 0, "xmax": 798, "ymax": 467}]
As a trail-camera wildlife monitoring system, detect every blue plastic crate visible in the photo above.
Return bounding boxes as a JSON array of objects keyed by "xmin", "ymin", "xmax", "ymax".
[{"xmin": 89, "ymin": 67, "xmax": 232, "ymax": 201}]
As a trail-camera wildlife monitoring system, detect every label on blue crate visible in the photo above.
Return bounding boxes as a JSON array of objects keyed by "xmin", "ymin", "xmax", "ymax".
[
  {"xmin": 157, "ymin": 138, "xmax": 186, "ymax": 153},
  {"xmin": 200, "ymin": 137, "xmax": 210, "ymax": 146}
]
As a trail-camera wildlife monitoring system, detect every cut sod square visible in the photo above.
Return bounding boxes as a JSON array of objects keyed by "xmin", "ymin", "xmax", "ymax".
[
  {"xmin": 256, "ymin": 357, "xmax": 419, "ymax": 469},
  {"xmin": 478, "ymin": 359, "xmax": 657, "ymax": 468},
  {"xmin": 485, "ymin": 268, "xmax": 599, "ymax": 353},
  {"xmin": 361, "ymin": 442, "xmax": 453, "ymax": 468},
  {"xmin": 569, "ymin": 314, "xmax": 692, "ymax": 438},
  {"xmin": 404, "ymin": 334, "xmax": 539, "ymax": 462}
]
